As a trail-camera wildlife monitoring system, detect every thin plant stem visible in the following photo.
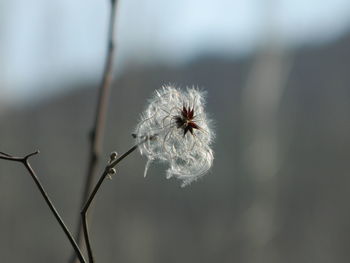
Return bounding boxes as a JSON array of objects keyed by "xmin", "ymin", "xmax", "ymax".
[
  {"xmin": 81, "ymin": 138, "xmax": 148, "ymax": 263},
  {"xmin": 0, "ymin": 151, "xmax": 86, "ymax": 263},
  {"xmin": 71, "ymin": 0, "xmax": 119, "ymax": 261}
]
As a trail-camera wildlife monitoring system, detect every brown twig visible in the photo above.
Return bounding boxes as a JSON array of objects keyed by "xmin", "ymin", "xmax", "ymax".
[
  {"xmin": 0, "ymin": 151, "xmax": 86, "ymax": 263},
  {"xmin": 81, "ymin": 140, "xmax": 146, "ymax": 263},
  {"xmin": 71, "ymin": 0, "xmax": 119, "ymax": 262}
]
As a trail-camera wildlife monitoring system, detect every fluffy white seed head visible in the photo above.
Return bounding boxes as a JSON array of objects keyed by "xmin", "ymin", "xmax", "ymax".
[{"xmin": 134, "ymin": 85, "xmax": 214, "ymax": 187}]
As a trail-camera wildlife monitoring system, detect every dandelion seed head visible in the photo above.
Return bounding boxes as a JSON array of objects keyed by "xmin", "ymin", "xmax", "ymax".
[{"xmin": 134, "ymin": 85, "xmax": 214, "ymax": 187}]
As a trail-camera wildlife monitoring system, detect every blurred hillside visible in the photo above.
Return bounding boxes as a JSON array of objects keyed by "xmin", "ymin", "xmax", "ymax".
[{"xmin": 1, "ymin": 32, "xmax": 350, "ymax": 263}]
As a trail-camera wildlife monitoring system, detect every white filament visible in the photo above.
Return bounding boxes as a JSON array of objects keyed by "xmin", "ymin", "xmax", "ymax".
[{"xmin": 134, "ymin": 85, "xmax": 214, "ymax": 187}]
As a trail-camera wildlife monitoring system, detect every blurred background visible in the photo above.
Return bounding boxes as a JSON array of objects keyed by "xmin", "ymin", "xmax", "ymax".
[{"xmin": 1, "ymin": 0, "xmax": 350, "ymax": 262}]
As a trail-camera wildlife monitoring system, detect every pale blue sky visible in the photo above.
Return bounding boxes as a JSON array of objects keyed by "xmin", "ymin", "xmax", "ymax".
[{"xmin": 1, "ymin": 0, "xmax": 350, "ymax": 103}]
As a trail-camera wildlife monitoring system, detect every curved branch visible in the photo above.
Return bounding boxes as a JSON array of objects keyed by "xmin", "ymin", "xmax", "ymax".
[{"xmin": 81, "ymin": 138, "xmax": 148, "ymax": 262}]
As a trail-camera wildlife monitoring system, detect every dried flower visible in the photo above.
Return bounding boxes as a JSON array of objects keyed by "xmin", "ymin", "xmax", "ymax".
[{"xmin": 134, "ymin": 85, "xmax": 214, "ymax": 187}]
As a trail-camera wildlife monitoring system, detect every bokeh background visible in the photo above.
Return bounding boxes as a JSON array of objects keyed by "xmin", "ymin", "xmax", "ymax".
[{"xmin": 1, "ymin": 0, "xmax": 350, "ymax": 262}]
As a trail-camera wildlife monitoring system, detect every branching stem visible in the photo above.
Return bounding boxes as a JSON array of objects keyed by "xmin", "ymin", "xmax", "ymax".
[
  {"xmin": 81, "ymin": 138, "xmax": 148, "ymax": 263},
  {"xmin": 0, "ymin": 151, "xmax": 86, "ymax": 263}
]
